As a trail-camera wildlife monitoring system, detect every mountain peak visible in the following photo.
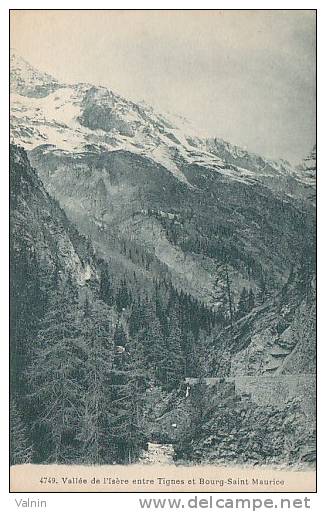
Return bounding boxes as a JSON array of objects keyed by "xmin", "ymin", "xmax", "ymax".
[
  {"xmin": 10, "ymin": 50, "xmax": 60, "ymax": 98},
  {"xmin": 297, "ymin": 145, "xmax": 316, "ymax": 179},
  {"xmin": 11, "ymin": 51, "xmax": 315, "ymax": 198}
]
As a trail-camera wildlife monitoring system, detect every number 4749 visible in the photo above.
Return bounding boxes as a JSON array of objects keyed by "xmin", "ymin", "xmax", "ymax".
[{"xmin": 40, "ymin": 476, "xmax": 57, "ymax": 484}]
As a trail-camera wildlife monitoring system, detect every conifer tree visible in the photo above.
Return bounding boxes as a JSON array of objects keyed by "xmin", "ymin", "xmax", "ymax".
[
  {"xmin": 188, "ymin": 330, "xmax": 213, "ymax": 378},
  {"xmin": 76, "ymin": 297, "xmax": 115, "ymax": 464},
  {"xmin": 164, "ymin": 310, "xmax": 185, "ymax": 388},
  {"xmin": 237, "ymin": 287, "xmax": 249, "ymax": 318},
  {"xmin": 213, "ymin": 262, "xmax": 235, "ymax": 327},
  {"xmin": 114, "ymin": 323, "xmax": 128, "ymax": 348},
  {"xmin": 144, "ymin": 317, "xmax": 167, "ymax": 381},
  {"xmin": 108, "ymin": 325, "xmax": 149, "ymax": 463},
  {"xmin": 10, "ymin": 240, "xmax": 45, "ymax": 394},
  {"xmin": 109, "ymin": 369, "xmax": 147, "ymax": 463},
  {"xmin": 248, "ymin": 289, "xmax": 255, "ymax": 312},
  {"xmin": 116, "ymin": 278, "xmax": 131, "ymax": 312},
  {"xmin": 26, "ymin": 279, "xmax": 85, "ymax": 463},
  {"xmin": 99, "ymin": 266, "xmax": 114, "ymax": 306},
  {"xmin": 129, "ymin": 300, "xmax": 145, "ymax": 336},
  {"xmin": 10, "ymin": 400, "xmax": 33, "ymax": 465}
]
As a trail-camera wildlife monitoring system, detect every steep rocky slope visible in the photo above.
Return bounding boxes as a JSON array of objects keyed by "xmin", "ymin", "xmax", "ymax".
[
  {"xmin": 10, "ymin": 144, "xmax": 98, "ymax": 287},
  {"xmin": 208, "ymin": 257, "xmax": 316, "ymax": 377}
]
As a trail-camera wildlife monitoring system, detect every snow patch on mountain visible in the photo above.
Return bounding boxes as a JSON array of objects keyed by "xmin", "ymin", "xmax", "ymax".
[
  {"xmin": 11, "ymin": 51, "xmax": 61, "ymax": 97},
  {"xmin": 10, "ymin": 51, "xmax": 315, "ymax": 194}
]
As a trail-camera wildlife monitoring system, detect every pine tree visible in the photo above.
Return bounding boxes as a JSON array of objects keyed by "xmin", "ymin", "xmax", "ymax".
[
  {"xmin": 129, "ymin": 300, "xmax": 145, "ymax": 336},
  {"xmin": 114, "ymin": 323, "xmax": 128, "ymax": 348},
  {"xmin": 145, "ymin": 317, "xmax": 167, "ymax": 382},
  {"xmin": 164, "ymin": 310, "xmax": 185, "ymax": 388},
  {"xmin": 188, "ymin": 330, "xmax": 213, "ymax": 378},
  {"xmin": 10, "ymin": 400, "xmax": 33, "ymax": 465},
  {"xmin": 116, "ymin": 279, "xmax": 131, "ymax": 312},
  {"xmin": 108, "ymin": 327, "xmax": 149, "ymax": 463},
  {"xmin": 109, "ymin": 370, "xmax": 147, "ymax": 463},
  {"xmin": 256, "ymin": 274, "xmax": 272, "ymax": 305},
  {"xmin": 237, "ymin": 287, "xmax": 249, "ymax": 318},
  {"xmin": 183, "ymin": 331, "xmax": 197, "ymax": 377},
  {"xmin": 99, "ymin": 266, "xmax": 114, "ymax": 306},
  {"xmin": 10, "ymin": 240, "xmax": 45, "ymax": 395},
  {"xmin": 76, "ymin": 297, "xmax": 115, "ymax": 464},
  {"xmin": 213, "ymin": 262, "xmax": 235, "ymax": 327},
  {"xmin": 248, "ymin": 289, "xmax": 255, "ymax": 312},
  {"xmin": 26, "ymin": 280, "xmax": 85, "ymax": 463}
]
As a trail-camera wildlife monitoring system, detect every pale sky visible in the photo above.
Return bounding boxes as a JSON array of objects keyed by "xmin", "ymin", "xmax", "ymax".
[{"xmin": 11, "ymin": 10, "xmax": 316, "ymax": 164}]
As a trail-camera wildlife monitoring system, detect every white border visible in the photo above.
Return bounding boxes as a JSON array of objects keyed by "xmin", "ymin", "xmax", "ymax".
[{"xmin": 1, "ymin": 2, "xmax": 322, "ymax": 511}]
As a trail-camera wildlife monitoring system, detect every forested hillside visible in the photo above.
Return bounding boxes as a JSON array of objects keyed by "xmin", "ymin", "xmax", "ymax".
[{"xmin": 10, "ymin": 145, "xmax": 224, "ymax": 465}]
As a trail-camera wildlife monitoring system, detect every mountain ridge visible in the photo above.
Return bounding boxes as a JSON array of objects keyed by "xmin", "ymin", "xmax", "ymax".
[{"xmin": 10, "ymin": 51, "xmax": 315, "ymax": 190}]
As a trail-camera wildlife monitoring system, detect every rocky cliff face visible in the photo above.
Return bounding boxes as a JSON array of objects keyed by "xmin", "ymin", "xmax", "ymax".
[
  {"xmin": 209, "ymin": 258, "xmax": 316, "ymax": 377},
  {"xmin": 10, "ymin": 144, "xmax": 98, "ymax": 288}
]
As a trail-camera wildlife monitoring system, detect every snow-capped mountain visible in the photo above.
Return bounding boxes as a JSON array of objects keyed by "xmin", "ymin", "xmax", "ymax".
[
  {"xmin": 10, "ymin": 51, "xmax": 315, "ymax": 192},
  {"xmin": 10, "ymin": 51, "xmax": 316, "ymax": 304}
]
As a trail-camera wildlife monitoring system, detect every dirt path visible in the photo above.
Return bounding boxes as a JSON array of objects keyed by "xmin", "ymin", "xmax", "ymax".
[{"xmin": 139, "ymin": 442, "xmax": 175, "ymax": 465}]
